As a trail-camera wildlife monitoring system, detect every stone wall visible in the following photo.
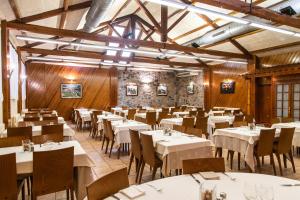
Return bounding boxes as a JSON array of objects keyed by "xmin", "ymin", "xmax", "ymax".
[
  {"xmin": 176, "ymin": 71, "xmax": 205, "ymax": 107},
  {"xmin": 117, "ymin": 70, "xmax": 204, "ymax": 107},
  {"xmin": 118, "ymin": 70, "xmax": 176, "ymax": 107}
]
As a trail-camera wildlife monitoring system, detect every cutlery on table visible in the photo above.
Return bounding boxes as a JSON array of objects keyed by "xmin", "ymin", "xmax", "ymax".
[
  {"xmin": 190, "ymin": 174, "xmax": 201, "ymax": 185},
  {"xmin": 146, "ymin": 183, "xmax": 162, "ymax": 192},
  {"xmin": 281, "ymin": 183, "xmax": 300, "ymax": 186}
]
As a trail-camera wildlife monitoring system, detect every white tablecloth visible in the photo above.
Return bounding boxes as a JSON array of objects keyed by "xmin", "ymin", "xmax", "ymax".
[
  {"xmin": 213, "ymin": 107, "xmax": 240, "ymax": 111},
  {"xmin": 213, "ymin": 127, "xmax": 279, "ymax": 171},
  {"xmin": 0, "ymin": 141, "xmax": 96, "ymax": 200},
  {"xmin": 142, "ymin": 130, "xmax": 213, "ymax": 175},
  {"xmin": 97, "ymin": 114, "xmax": 124, "ymax": 130},
  {"xmin": 106, "ymin": 173, "xmax": 300, "ymax": 200},
  {"xmin": 208, "ymin": 115, "xmax": 235, "ymax": 136},
  {"xmin": 1, "ymin": 124, "xmax": 75, "ymax": 138},
  {"xmin": 271, "ymin": 122, "xmax": 300, "ymax": 147},
  {"xmin": 173, "ymin": 111, "xmax": 189, "ymax": 118},
  {"xmin": 111, "ymin": 120, "xmax": 151, "ymax": 146},
  {"xmin": 18, "ymin": 116, "xmax": 65, "ymax": 124},
  {"xmin": 160, "ymin": 118, "xmax": 183, "ymax": 129}
]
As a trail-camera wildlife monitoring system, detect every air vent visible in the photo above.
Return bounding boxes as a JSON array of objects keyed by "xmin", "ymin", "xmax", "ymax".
[
  {"xmin": 280, "ymin": 6, "xmax": 296, "ymax": 16},
  {"xmin": 212, "ymin": 30, "xmax": 226, "ymax": 37}
]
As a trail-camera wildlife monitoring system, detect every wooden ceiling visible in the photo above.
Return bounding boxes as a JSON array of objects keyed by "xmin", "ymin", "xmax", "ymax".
[{"xmin": 1, "ymin": 0, "xmax": 300, "ymax": 68}]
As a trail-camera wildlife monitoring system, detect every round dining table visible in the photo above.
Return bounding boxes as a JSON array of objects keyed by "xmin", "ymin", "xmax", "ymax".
[{"xmin": 107, "ymin": 173, "xmax": 300, "ymax": 200}]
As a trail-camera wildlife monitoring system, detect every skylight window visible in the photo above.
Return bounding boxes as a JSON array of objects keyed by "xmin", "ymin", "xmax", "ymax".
[
  {"xmin": 121, "ymin": 51, "xmax": 131, "ymax": 58},
  {"xmin": 106, "ymin": 50, "xmax": 117, "ymax": 56}
]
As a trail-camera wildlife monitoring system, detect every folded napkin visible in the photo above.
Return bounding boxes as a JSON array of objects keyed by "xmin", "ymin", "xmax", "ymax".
[
  {"xmin": 199, "ymin": 172, "xmax": 220, "ymax": 180},
  {"xmin": 120, "ymin": 186, "xmax": 145, "ymax": 199}
]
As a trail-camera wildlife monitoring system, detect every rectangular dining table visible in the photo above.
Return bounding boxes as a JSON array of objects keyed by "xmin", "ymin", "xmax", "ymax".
[
  {"xmin": 213, "ymin": 126, "xmax": 279, "ymax": 171},
  {"xmin": 141, "ymin": 130, "xmax": 213, "ymax": 176},
  {"xmin": 0, "ymin": 140, "xmax": 95, "ymax": 200},
  {"xmin": 271, "ymin": 122, "xmax": 300, "ymax": 147},
  {"xmin": 97, "ymin": 114, "xmax": 124, "ymax": 130},
  {"xmin": 160, "ymin": 118, "xmax": 183, "ymax": 129}
]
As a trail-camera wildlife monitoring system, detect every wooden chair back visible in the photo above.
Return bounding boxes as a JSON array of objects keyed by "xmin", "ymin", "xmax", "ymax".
[
  {"xmin": 182, "ymin": 117, "xmax": 195, "ymax": 128},
  {"xmin": 0, "ymin": 153, "xmax": 18, "ymax": 200},
  {"xmin": 245, "ymin": 114, "xmax": 254, "ymax": 123},
  {"xmin": 86, "ymin": 168, "xmax": 129, "ymax": 200},
  {"xmin": 256, "ymin": 129, "xmax": 275, "ymax": 156},
  {"xmin": 281, "ymin": 117, "xmax": 294, "ymax": 123},
  {"xmin": 215, "ymin": 122, "xmax": 230, "ymax": 129},
  {"xmin": 137, "ymin": 106, "xmax": 143, "ymax": 109},
  {"xmin": 233, "ymin": 121, "xmax": 247, "ymax": 127},
  {"xmin": 32, "ymin": 147, "xmax": 74, "ymax": 198},
  {"xmin": 233, "ymin": 109, "xmax": 241, "ymax": 115},
  {"xmin": 42, "ymin": 116, "xmax": 58, "ymax": 122},
  {"xmin": 157, "ymin": 112, "xmax": 168, "ymax": 124},
  {"xmin": 41, "ymin": 124, "xmax": 63, "ymax": 135},
  {"xmin": 173, "ymin": 125, "xmax": 186, "ymax": 133},
  {"xmin": 195, "ymin": 116, "xmax": 208, "ymax": 132},
  {"xmin": 106, "ymin": 121, "xmax": 115, "ymax": 140},
  {"xmin": 7, "ymin": 126, "xmax": 32, "ymax": 138},
  {"xmin": 127, "ymin": 109, "xmax": 136, "ymax": 120},
  {"xmin": 197, "ymin": 110, "xmax": 205, "ymax": 117},
  {"xmin": 24, "ymin": 116, "xmax": 40, "ymax": 122},
  {"xmin": 122, "ymin": 106, "xmax": 128, "ymax": 110},
  {"xmin": 277, "ymin": 127, "xmax": 295, "ymax": 154},
  {"xmin": 234, "ymin": 115, "xmax": 244, "ymax": 122},
  {"xmin": 185, "ymin": 127, "xmax": 206, "ymax": 138},
  {"xmin": 120, "ymin": 112, "xmax": 125, "ymax": 117},
  {"xmin": 146, "ymin": 112, "xmax": 156, "ymax": 125},
  {"xmin": 0, "ymin": 136, "xmax": 29, "ymax": 148},
  {"xmin": 32, "ymin": 133, "xmax": 64, "ymax": 144},
  {"xmin": 102, "ymin": 119, "xmax": 109, "ymax": 138},
  {"xmin": 140, "ymin": 134, "xmax": 156, "ymax": 166},
  {"xmin": 162, "ymin": 107, "xmax": 169, "ymax": 113},
  {"xmin": 189, "ymin": 110, "xmax": 197, "ymax": 117},
  {"xmin": 182, "ymin": 158, "xmax": 225, "ymax": 174},
  {"xmin": 129, "ymin": 129, "xmax": 142, "ymax": 160}
]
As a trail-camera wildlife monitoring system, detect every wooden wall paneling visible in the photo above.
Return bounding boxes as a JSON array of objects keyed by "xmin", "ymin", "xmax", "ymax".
[
  {"xmin": 17, "ymin": 50, "xmax": 22, "ymax": 113},
  {"xmin": 255, "ymin": 77, "xmax": 271, "ymax": 124},
  {"xmin": 210, "ymin": 63, "xmax": 248, "ymax": 113},
  {"xmin": 109, "ymin": 67, "xmax": 118, "ymax": 108},
  {"xmin": 1, "ymin": 20, "xmax": 10, "ymax": 126},
  {"xmin": 203, "ymin": 68, "xmax": 212, "ymax": 110},
  {"xmin": 26, "ymin": 63, "xmax": 117, "ymax": 120}
]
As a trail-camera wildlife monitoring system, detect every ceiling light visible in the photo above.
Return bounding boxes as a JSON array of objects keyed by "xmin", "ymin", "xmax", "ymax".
[
  {"xmin": 16, "ymin": 35, "xmax": 69, "ymax": 45},
  {"xmin": 250, "ymin": 23, "xmax": 295, "ymax": 35},
  {"xmin": 146, "ymin": 0, "xmax": 186, "ymax": 9},
  {"xmin": 294, "ymin": 33, "xmax": 300, "ymax": 37}
]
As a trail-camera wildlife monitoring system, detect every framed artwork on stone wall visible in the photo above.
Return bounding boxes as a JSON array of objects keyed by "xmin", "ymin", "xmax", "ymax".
[
  {"xmin": 126, "ymin": 83, "xmax": 138, "ymax": 96},
  {"xmin": 157, "ymin": 84, "xmax": 168, "ymax": 96},
  {"xmin": 187, "ymin": 85, "xmax": 194, "ymax": 95}
]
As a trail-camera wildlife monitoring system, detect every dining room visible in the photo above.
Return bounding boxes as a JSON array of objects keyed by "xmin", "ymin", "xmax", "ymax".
[{"xmin": 1, "ymin": 0, "xmax": 300, "ymax": 199}]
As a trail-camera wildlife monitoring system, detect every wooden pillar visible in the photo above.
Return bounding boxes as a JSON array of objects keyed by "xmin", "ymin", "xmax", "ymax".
[
  {"xmin": 247, "ymin": 56, "xmax": 259, "ymax": 118},
  {"xmin": 204, "ymin": 68, "xmax": 212, "ymax": 110},
  {"xmin": 161, "ymin": 5, "xmax": 168, "ymax": 42},
  {"xmin": 1, "ymin": 20, "xmax": 10, "ymax": 126},
  {"xmin": 17, "ymin": 49, "xmax": 22, "ymax": 113},
  {"xmin": 109, "ymin": 67, "xmax": 118, "ymax": 107}
]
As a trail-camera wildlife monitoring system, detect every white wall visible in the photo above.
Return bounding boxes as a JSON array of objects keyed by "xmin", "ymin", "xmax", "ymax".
[{"xmin": 9, "ymin": 43, "xmax": 19, "ymax": 117}]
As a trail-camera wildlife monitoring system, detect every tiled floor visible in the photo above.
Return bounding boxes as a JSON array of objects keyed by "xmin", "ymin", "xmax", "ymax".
[{"xmin": 33, "ymin": 124, "xmax": 300, "ymax": 199}]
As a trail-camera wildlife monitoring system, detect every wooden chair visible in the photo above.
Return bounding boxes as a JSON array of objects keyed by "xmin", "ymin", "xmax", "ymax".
[
  {"xmin": 182, "ymin": 117, "xmax": 195, "ymax": 128},
  {"xmin": 146, "ymin": 112, "xmax": 156, "ymax": 129},
  {"xmin": 42, "ymin": 116, "xmax": 58, "ymax": 122},
  {"xmin": 41, "ymin": 124, "xmax": 63, "ymax": 135},
  {"xmin": 32, "ymin": 147, "xmax": 74, "ymax": 200},
  {"xmin": 139, "ymin": 134, "xmax": 163, "ymax": 183},
  {"xmin": 254, "ymin": 129, "xmax": 276, "ymax": 175},
  {"xmin": 271, "ymin": 118, "xmax": 280, "ymax": 125},
  {"xmin": 233, "ymin": 109, "xmax": 241, "ymax": 115},
  {"xmin": 127, "ymin": 109, "xmax": 136, "ymax": 120},
  {"xmin": 181, "ymin": 105, "xmax": 187, "ymax": 111},
  {"xmin": 162, "ymin": 107, "xmax": 169, "ymax": 113},
  {"xmin": 197, "ymin": 110, "xmax": 205, "ymax": 117},
  {"xmin": 173, "ymin": 125, "xmax": 186, "ymax": 133},
  {"xmin": 157, "ymin": 112, "xmax": 168, "ymax": 125},
  {"xmin": 273, "ymin": 127, "xmax": 296, "ymax": 176},
  {"xmin": 24, "ymin": 116, "xmax": 40, "ymax": 122},
  {"xmin": 185, "ymin": 127, "xmax": 207, "ymax": 138},
  {"xmin": 101, "ymin": 119, "xmax": 109, "ymax": 151},
  {"xmin": 32, "ymin": 133, "xmax": 64, "ymax": 144},
  {"xmin": 0, "ymin": 153, "xmax": 25, "ymax": 200},
  {"xmin": 128, "ymin": 129, "xmax": 143, "ymax": 182},
  {"xmin": 86, "ymin": 168, "xmax": 129, "ymax": 200},
  {"xmin": 244, "ymin": 114, "xmax": 254, "ymax": 124},
  {"xmin": 233, "ymin": 121, "xmax": 248, "ymax": 127},
  {"xmin": 189, "ymin": 110, "xmax": 197, "ymax": 117},
  {"xmin": 234, "ymin": 115, "xmax": 244, "ymax": 122},
  {"xmin": 182, "ymin": 158, "xmax": 225, "ymax": 174},
  {"xmin": 195, "ymin": 116, "xmax": 208, "ymax": 135},
  {"xmin": 91, "ymin": 111, "xmax": 102, "ymax": 138},
  {"xmin": 213, "ymin": 112, "xmax": 223, "ymax": 116},
  {"xmin": 0, "ymin": 136, "xmax": 29, "ymax": 148},
  {"xmin": 7, "ymin": 126, "xmax": 32, "ymax": 138},
  {"xmin": 281, "ymin": 117, "xmax": 294, "ymax": 123},
  {"xmin": 122, "ymin": 106, "xmax": 128, "ymax": 110},
  {"xmin": 106, "ymin": 121, "xmax": 122, "ymax": 158},
  {"xmin": 40, "ymin": 111, "xmax": 53, "ymax": 115},
  {"xmin": 75, "ymin": 110, "xmax": 82, "ymax": 130}
]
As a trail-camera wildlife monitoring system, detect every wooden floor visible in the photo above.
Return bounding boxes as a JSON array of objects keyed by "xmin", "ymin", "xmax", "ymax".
[{"xmin": 32, "ymin": 124, "xmax": 300, "ymax": 199}]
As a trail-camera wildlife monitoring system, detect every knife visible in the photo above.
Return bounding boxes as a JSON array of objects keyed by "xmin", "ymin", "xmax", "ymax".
[
  {"xmin": 190, "ymin": 174, "xmax": 201, "ymax": 185},
  {"xmin": 281, "ymin": 183, "xmax": 300, "ymax": 186}
]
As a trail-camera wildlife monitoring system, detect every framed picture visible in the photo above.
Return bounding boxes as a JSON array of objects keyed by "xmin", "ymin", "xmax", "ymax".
[
  {"xmin": 187, "ymin": 85, "xmax": 194, "ymax": 95},
  {"xmin": 61, "ymin": 83, "xmax": 82, "ymax": 98},
  {"xmin": 126, "ymin": 84, "xmax": 138, "ymax": 96},
  {"xmin": 220, "ymin": 80, "xmax": 235, "ymax": 94},
  {"xmin": 157, "ymin": 84, "xmax": 168, "ymax": 96}
]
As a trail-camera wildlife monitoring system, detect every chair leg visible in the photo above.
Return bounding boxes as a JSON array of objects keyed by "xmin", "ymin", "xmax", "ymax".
[
  {"xmin": 288, "ymin": 150, "xmax": 296, "ymax": 173},
  {"xmin": 275, "ymin": 153, "xmax": 283, "ymax": 176},
  {"xmin": 128, "ymin": 154, "xmax": 134, "ymax": 175},
  {"xmin": 135, "ymin": 159, "xmax": 141, "ymax": 183},
  {"xmin": 101, "ymin": 137, "xmax": 106, "ymax": 150},
  {"xmin": 283, "ymin": 154, "xmax": 287, "ymax": 168},
  {"xmin": 70, "ymin": 188, "xmax": 74, "ymax": 200},
  {"xmin": 270, "ymin": 154, "xmax": 276, "ymax": 175},
  {"xmin": 151, "ymin": 166, "xmax": 158, "ymax": 180},
  {"xmin": 139, "ymin": 161, "xmax": 145, "ymax": 184},
  {"xmin": 255, "ymin": 154, "xmax": 261, "ymax": 172},
  {"xmin": 117, "ymin": 145, "xmax": 121, "ymax": 159},
  {"xmin": 229, "ymin": 150, "xmax": 234, "ymax": 170},
  {"xmin": 21, "ymin": 184, "xmax": 25, "ymax": 200},
  {"xmin": 66, "ymin": 189, "xmax": 69, "ymax": 200},
  {"xmin": 105, "ymin": 139, "xmax": 110, "ymax": 154},
  {"xmin": 109, "ymin": 141, "xmax": 115, "ymax": 158}
]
